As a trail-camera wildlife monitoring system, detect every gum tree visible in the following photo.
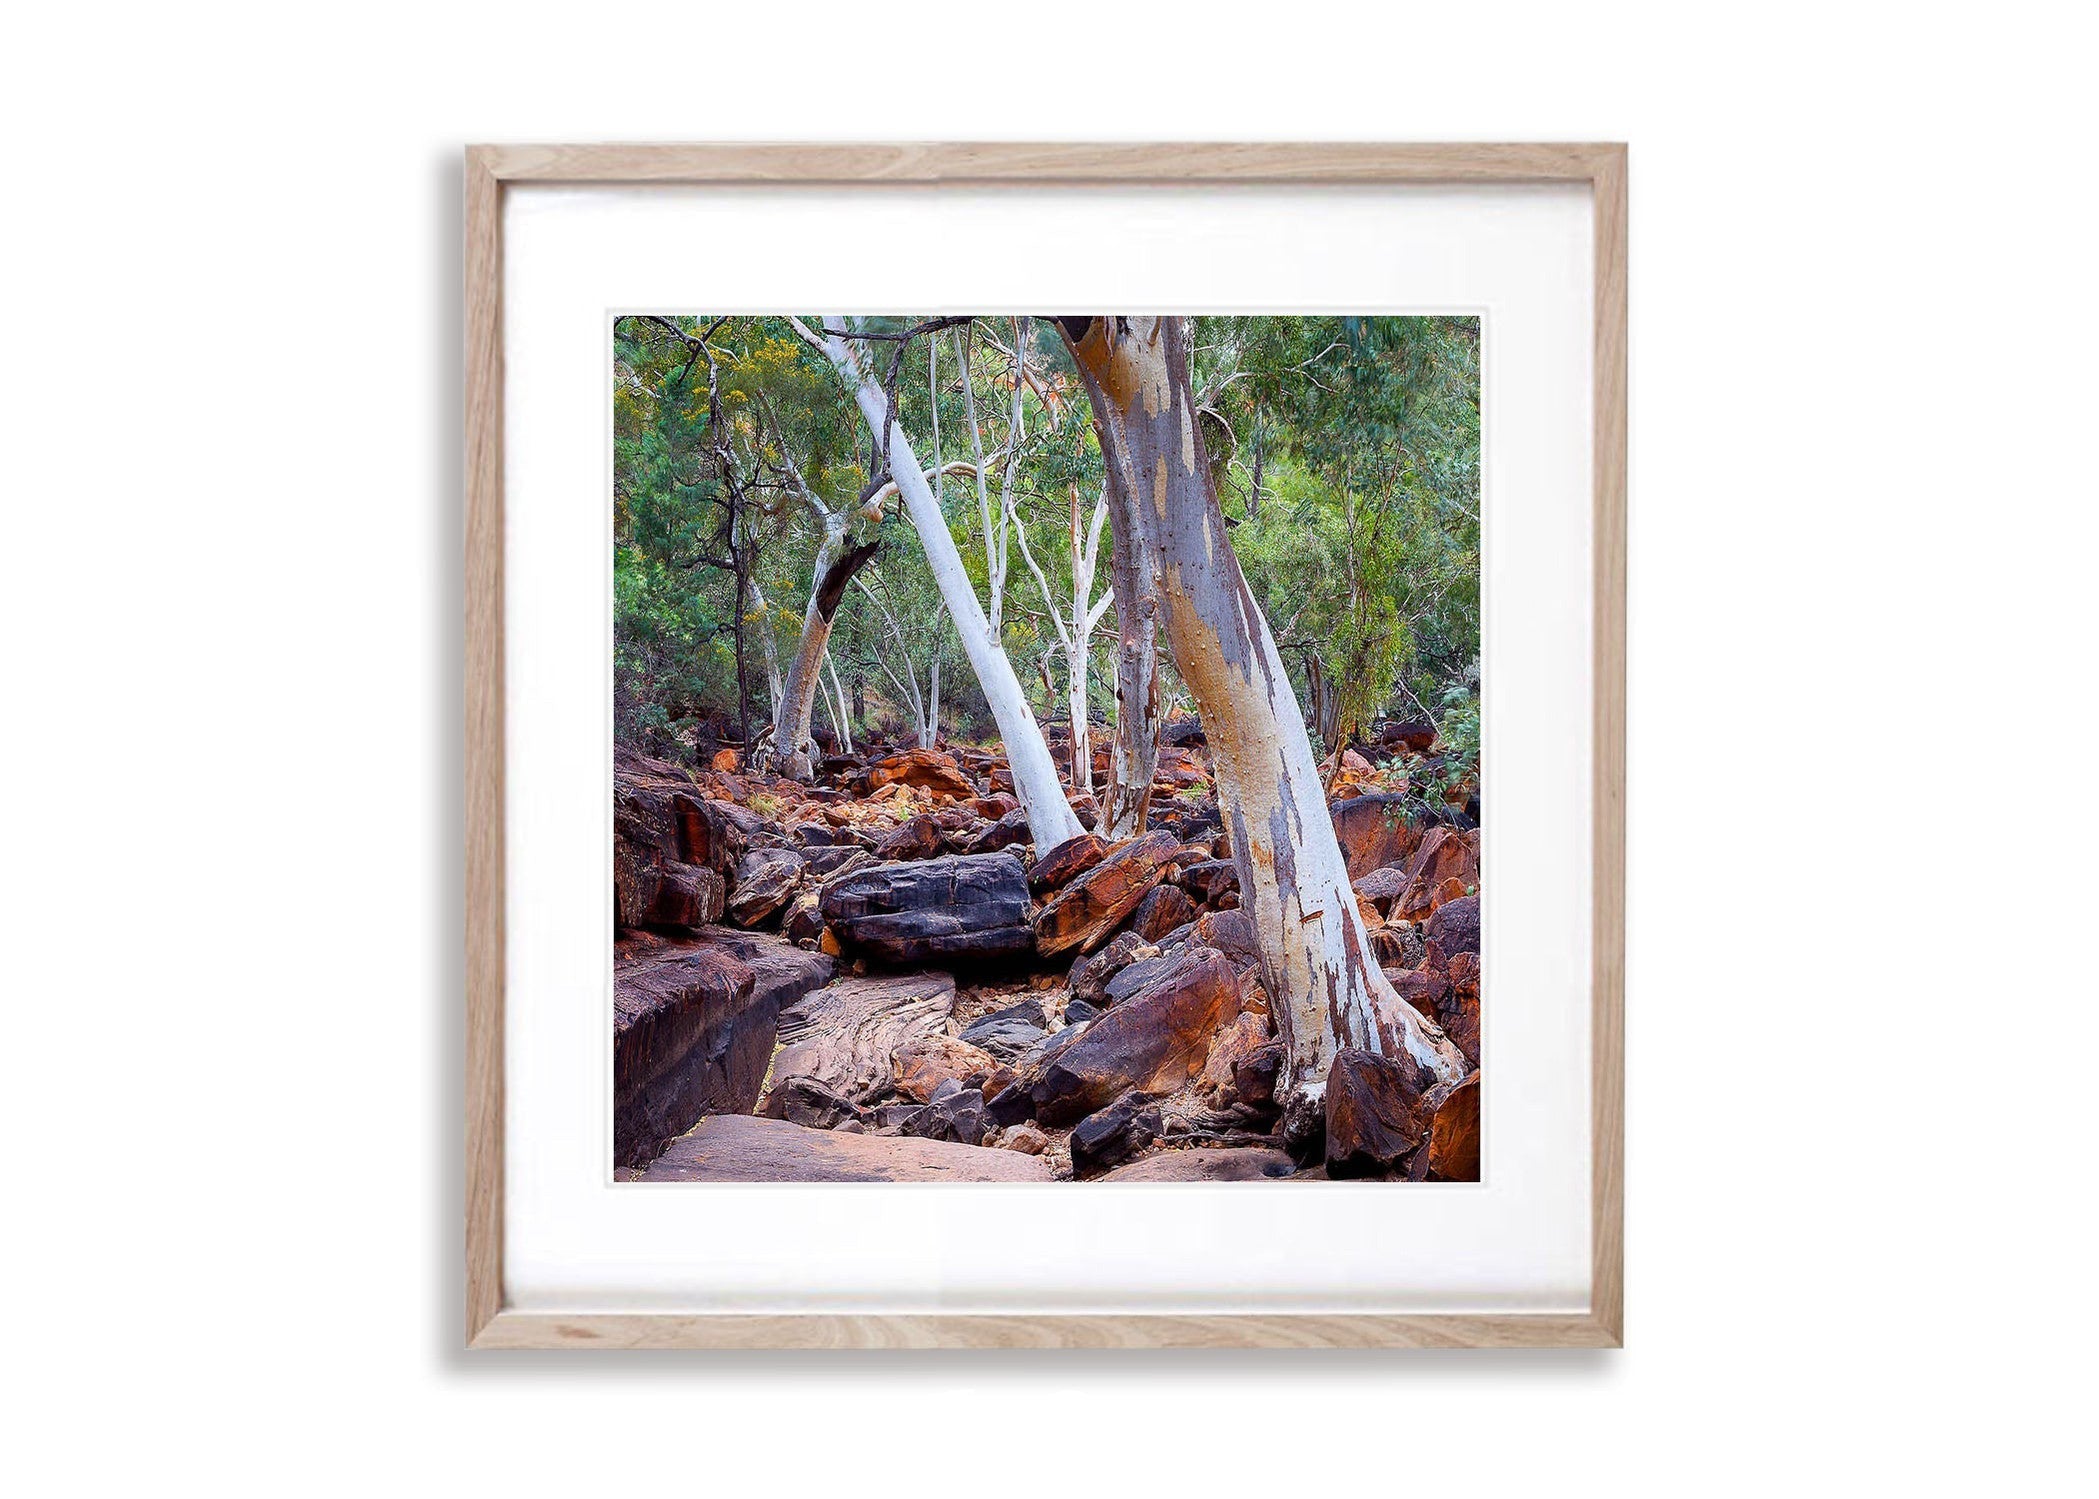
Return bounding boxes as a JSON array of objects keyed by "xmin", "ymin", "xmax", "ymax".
[{"xmin": 1053, "ymin": 315, "xmax": 1468, "ymax": 1136}]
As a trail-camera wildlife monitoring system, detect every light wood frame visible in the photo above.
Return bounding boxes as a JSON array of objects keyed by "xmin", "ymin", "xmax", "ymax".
[{"xmin": 465, "ymin": 142, "xmax": 1626, "ymax": 1350}]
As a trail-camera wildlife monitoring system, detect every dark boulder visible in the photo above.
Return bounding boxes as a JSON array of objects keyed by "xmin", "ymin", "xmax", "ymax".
[
  {"xmin": 1128, "ymin": 883, "xmax": 1198, "ymax": 943},
  {"xmin": 964, "ymin": 806, "xmax": 1031, "ymax": 855},
  {"xmin": 1069, "ymin": 1090, "xmax": 1162, "ymax": 1179},
  {"xmin": 1177, "ymin": 858, "xmax": 1240, "ymax": 904},
  {"xmin": 959, "ymin": 999, "xmax": 1051, "ymax": 1062},
  {"xmin": 901, "ymin": 1077, "xmax": 990, "ymax": 1147},
  {"xmin": 818, "ymin": 852, "xmax": 1035, "ymax": 966},
  {"xmin": 1425, "ymin": 894, "xmax": 1481, "ymax": 957},
  {"xmin": 1324, "ymin": 1048, "xmax": 1438, "ymax": 1179},
  {"xmin": 994, "ymin": 946, "xmax": 1240, "ymax": 1127}
]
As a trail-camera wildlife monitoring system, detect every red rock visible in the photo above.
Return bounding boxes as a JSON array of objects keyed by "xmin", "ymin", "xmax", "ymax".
[
  {"xmin": 1324, "ymin": 1048, "xmax": 1438, "ymax": 1179},
  {"xmin": 1330, "ymin": 792, "xmax": 1424, "ymax": 879},
  {"xmin": 857, "ymin": 747, "xmax": 977, "ymax": 800},
  {"xmin": 992, "ymin": 945, "xmax": 1240, "ymax": 1125},
  {"xmin": 1380, "ymin": 719, "xmax": 1436, "ymax": 753},
  {"xmin": 1353, "ymin": 865, "xmax": 1409, "ymax": 916},
  {"xmin": 1032, "ymin": 831, "xmax": 1179, "ymax": 957},
  {"xmin": 640, "ymin": 1113, "xmax": 1051, "ymax": 1182},
  {"xmin": 1128, "ymin": 882, "xmax": 1198, "ymax": 943},
  {"xmin": 1198, "ymin": 1010, "xmax": 1281, "ymax": 1110},
  {"xmin": 1428, "ymin": 1073, "xmax": 1481, "ymax": 1181},
  {"xmin": 725, "ymin": 848, "xmax": 803, "ymax": 926},
  {"xmin": 891, "ymin": 1033, "xmax": 1001, "ymax": 1103},
  {"xmin": 1176, "ymin": 858, "xmax": 1239, "ymax": 903},
  {"xmin": 1384, "ymin": 966, "xmax": 1449, "ymax": 1025},
  {"xmin": 873, "ymin": 812, "xmax": 943, "ymax": 861},
  {"xmin": 710, "ymin": 748, "xmax": 741, "ymax": 772},
  {"xmin": 1394, "ymin": 826, "xmax": 1480, "ymax": 922},
  {"xmin": 1027, "ymin": 832, "xmax": 1108, "ymax": 897}
]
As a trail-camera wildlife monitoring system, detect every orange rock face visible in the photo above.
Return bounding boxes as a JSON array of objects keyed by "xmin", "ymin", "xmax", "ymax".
[
  {"xmin": 1394, "ymin": 826, "xmax": 1481, "ymax": 922},
  {"xmin": 1427, "ymin": 1072, "xmax": 1481, "ymax": 1181},
  {"xmin": 1032, "ymin": 831, "xmax": 1179, "ymax": 957},
  {"xmin": 858, "ymin": 747, "xmax": 977, "ymax": 801}
]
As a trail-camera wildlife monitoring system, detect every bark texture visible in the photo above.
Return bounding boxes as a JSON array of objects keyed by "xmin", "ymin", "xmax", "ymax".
[{"xmin": 1054, "ymin": 316, "xmax": 1467, "ymax": 1121}]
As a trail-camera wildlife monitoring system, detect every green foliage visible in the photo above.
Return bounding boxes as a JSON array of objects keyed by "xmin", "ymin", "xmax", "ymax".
[{"xmin": 614, "ymin": 314, "xmax": 1482, "ymax": 768}]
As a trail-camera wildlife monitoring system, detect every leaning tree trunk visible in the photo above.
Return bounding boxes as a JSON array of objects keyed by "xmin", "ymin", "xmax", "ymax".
[
  {"xmin": 1098, "ymin": 496, "xmax": 1161, "ymax": 839},
  {"xmin": 811, "ymin": 320, "xmax": 1082, "ymax": 853},
  {"xmin": 769, "ymin": 523, "xmax": 879, "ymax": 780},
  {"xmin": 1055, "ymin": 316, "xmax": 1467, "ymax": 1135}
]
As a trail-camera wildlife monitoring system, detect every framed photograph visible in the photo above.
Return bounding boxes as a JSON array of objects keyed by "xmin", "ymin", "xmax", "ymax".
[{"xmin": 466, "ymin": 143, "xmax": 1625, "ymax": 1348}]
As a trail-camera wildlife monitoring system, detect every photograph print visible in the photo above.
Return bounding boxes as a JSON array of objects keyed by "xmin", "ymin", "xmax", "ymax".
[{"xmin": 612, "ymin": 314, "xmax": 1482, "ymax": 1184}]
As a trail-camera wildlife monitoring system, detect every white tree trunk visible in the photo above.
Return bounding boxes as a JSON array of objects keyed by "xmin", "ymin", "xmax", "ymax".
[
  {"xmin": 805, "ymin": 318, "xmax": 1081, "ymax": 853},
  {"xmin": 745, "ymin": 573, "xmax": 783, "ymax": 722},
  {"xmin": 1068, "ymin": 652, "xmax": 1091, "ymax": 793},
  {"xmin": 822, "ymin": 649, "xmax": 853, "ymax": 754},
  {"xmin": 1056, "ymin": 316, "xmax": 1467, "ymax": 1130},
  {"xmin": 769, "ymin": 518, "xmax": 877, "ymax": 780}
]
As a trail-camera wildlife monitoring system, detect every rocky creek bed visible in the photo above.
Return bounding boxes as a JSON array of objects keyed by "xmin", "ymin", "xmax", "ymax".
[{"xmin": 611, "ymin": 723, "xmax": 1482, "ymax": 1184}]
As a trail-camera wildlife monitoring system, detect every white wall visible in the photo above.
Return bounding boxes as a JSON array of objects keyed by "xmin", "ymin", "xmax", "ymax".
[{"xmin": 2, "ymin": 4, "xmax": 2091, "ymax": 1494}]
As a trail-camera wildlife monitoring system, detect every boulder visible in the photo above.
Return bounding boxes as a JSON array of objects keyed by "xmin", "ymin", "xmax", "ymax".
[
  {"xmin": 761, "ymin": 1075, "xmax": 865, "ymax": 1131},
  {"xmin": 1380, "ymin": 719, "xmax": 1437, "ymax": 753},
  {"xmin": 901, "ymin": 1077, "xmax": 991, "ymax": 1147},
  {"xmin": 1324, "ymin": 1048, "xmax": 1438, "ymax": 1179},
  {"xmin": 1393, "ymin": 826, "xmax": 1481, "ymax": 923},
  {"xmin": 964, "ymin": 806, "xmax": 1031, "ymax": 855},
  {"xmin": 1026, "ymin": 832, "xmax": 1109, "ymax": 897},
  {"xmin": 1425, "ymin": 894, "xmax": 1481, "ymax": 957},
  {"xmin": 1198, "ymin": 1011, "xmax": 1283, "ymax": 1112},
  {"xmin": 613, "ymin": 752, "xmax": 746, "ymax": 930},
  {"xmin": 640, "ymin": 1113, "xmax": 1052, "ymax": 1182},
  {"xmin": 725, "ymin": 848, "xmax": 803, "ymax": 926},
  {"xmin": 802, "ymin": 845, "xmax": 870, "ymax": 879},
  {"xmin": 1070, "ymin": 929, "xmax": 1151, "ymax": 1005},
  {"xmin": 1128, "ymin": 883, "xmax": 1198, "ymax": 943},
  {"xmin": 873, "ymin": 812, "xmax": 944, "ymax": 861},
  {"xmin": 1069, "ymin": 1090, "xmax": 1162, "ymax": 1179},
  {"xmin": 1098, "ymin": 1147, "xmax": 1298, "ymax": 1182},
  {"xmin": 1329, "ymin": 792, "xmax": 1422, "ymax": 879},
  {"xmin": 890, "ymin": 1032, "xmax": 1001, "ymax": 1103},
  {"xmin": 1352, "ymin": 865, "xmax": 1410, "ymax": 917},
  {"xmin": 646, "ymin": 861, "xmax": 725, "ymax": 927},
  {"xmin": 763, "ymin": 970, "xmax": 957, "ymax": 1106},
  {"xmin": 855, "ymin": 747, "xmax": 977, "ymax": 800},
  {"xmin": 1185, "ymin": 908, "xmax": 1262, "ymax": 974},
  {"xmin": 999, "ymin": 1123, "xmax": 1050, "ymax": 1156},
  {"xmin": 1441, "ymin": 949, "xmax": 1482, "ymax": 1067},
  {"xmin": 1176, "ymin": 858, "xmax": 1239, "ymax": 904},
  {"xmin": 1062, "ymin": 997, "xmax": 1103, "ymax": 1026},
  {"xmin": 1033, "ymin": 831, "xmax": 1180, "ymax": 957},
  {"xmin": 781, "ymin": 889, "xmax": 824, "ymax": 946},
  {"xmin": 992, "ymin": 946, "xmax": 1240, "ymax": 1126},
  {"xmin": 959, "ymin": 999, "xmax": 1051, "ymax": 1061},
  {"xmin": 819, "ymin": 852, "xmax": 1035, "ymax": 966},
  {"xmin": 612, "ymin": 931, "xmax": 832, "ymax": 1169},
  {"xmin": 1427, "ymin": 1072, "xmax": 1481, "ymax": 1181}
]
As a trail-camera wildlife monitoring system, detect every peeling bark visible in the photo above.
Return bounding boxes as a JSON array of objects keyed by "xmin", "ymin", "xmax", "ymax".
[{"xmin": 1054, "ymin": 316, "xmax": 1467, "ymax": 1113}]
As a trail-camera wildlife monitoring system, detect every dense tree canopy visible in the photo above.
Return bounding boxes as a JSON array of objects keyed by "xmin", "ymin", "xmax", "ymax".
[{"xmin": 613, "ymin": 314, "xmax": 1480, "ymax": 794}]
